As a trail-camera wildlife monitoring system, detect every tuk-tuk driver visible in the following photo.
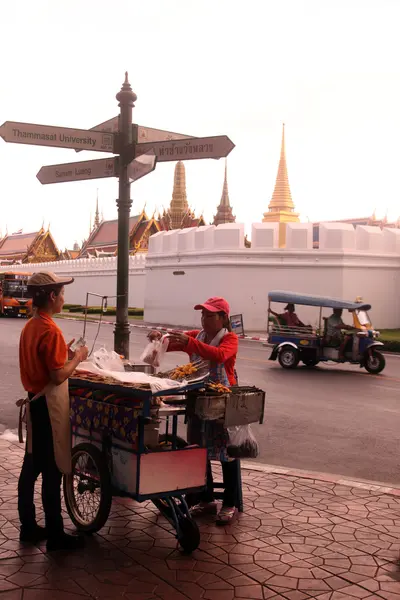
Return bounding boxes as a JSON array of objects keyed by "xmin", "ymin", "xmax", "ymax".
[
  {"xmin": 269, "ymin": 303, "xmax": 305, "ymax": 328},
  {"xmin": 326, "ymin": 308, "xmax": 354, "ymax": 359}
]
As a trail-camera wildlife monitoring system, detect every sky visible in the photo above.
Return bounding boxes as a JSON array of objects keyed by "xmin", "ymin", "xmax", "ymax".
[{"xmin": 1, "ymin": 0, "xmax": 400, "ymax": 250}]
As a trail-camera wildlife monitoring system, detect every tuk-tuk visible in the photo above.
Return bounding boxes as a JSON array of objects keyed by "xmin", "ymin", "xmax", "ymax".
[{"xmin": 267, "ymin": 291, "xmax": 386, "ymax": 374}]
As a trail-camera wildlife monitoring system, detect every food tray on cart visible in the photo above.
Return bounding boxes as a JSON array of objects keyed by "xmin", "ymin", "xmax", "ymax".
[
  {"xmin": 69, "ymin": 372, "xmax": 206, "ymax": 400},
  {"xmin": 69, "ymin": 375, "xmax": 153, "ymax": 401},
  {"xmin": 156, "ymin": 359, "xmax": 210, "ymax": 384},
  {"xmin": 187, "ymin": 385, "xmax": 266, "ymax": 427}
]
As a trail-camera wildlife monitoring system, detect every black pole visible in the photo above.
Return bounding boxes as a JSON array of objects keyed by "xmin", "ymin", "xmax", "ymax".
[{"xmin": 114, "ymin": 72, "xmax": 137, "ymax": 359}]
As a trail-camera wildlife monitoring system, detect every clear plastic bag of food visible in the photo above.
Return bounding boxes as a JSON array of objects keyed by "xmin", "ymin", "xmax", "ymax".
[
  {"xmin": 93, "ymin": 347, "xmax": 125, "ymax": 372},
  {"xmin": 140, "ymin": 335, "xmax": 169, "ymax": 368},
  {"xmin": 227, "ymin": 424, "xmax": 259, "ymax": 459}
]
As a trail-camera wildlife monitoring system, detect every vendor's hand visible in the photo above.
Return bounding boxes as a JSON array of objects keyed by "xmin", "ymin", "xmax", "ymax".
[
  {"xmin": 75, "ymin": 345, "xmax": 89, "ymax": 363},
  {"xmin": 168, "ymin": 332, "xmax": 190, "ymax": 346},
  {"xmin": 67, "ymin": 339, "xmax": 76, "ymax": 361},
  {"xmin": 147, "ymin": 330, "xmax": 162, "ymax": 341}
]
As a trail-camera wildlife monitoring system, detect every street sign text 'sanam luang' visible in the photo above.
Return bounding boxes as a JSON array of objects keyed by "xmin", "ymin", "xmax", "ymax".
[
  {"xmin": 0, "ymin": 73, "xmax": 235, "ymax": 358},
  {"xmin": 36, "ymin": 157, "xmax": 117, "ymax": 185}
]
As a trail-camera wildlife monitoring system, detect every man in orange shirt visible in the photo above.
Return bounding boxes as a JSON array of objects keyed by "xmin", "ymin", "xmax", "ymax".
[{"xmin": 18, "ymin": 272, "xmax": 89, "ymax": 552}]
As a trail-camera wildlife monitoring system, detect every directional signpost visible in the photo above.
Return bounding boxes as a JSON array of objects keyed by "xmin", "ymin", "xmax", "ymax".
[
  {"xmin": 135, "ymin": 135, "xmax": 235, "ymax": 162},
  {"xmin": 0, "ymin": 122, "xmax": 114, "ymax": 152},
  {"xmin": 36, "ymin": 157, "xmax": 117, "ymax": 185},
  {"xmin": 0, "ymin": 72, "xmax": 235, "ymax": 358}
]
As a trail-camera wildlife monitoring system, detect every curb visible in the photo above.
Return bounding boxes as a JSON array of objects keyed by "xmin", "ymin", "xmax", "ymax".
[
  {"xmin": 240, "ymin": 460, "xmax": 400, "ymax": 496},
  {"xmin": 6, "ymin": 436, "xmax": 400, "ymax": 498}
]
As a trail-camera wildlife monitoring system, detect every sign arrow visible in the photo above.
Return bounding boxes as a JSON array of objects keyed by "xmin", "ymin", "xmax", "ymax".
[
  {"xmin": 0, "ymin": 121, "xmax": 114, "ymax": 153},
  {"xmin": 76, "ymin": 117, "xmax": 192, "ymax": 152},
  {"xmin": 134, "ymin": 135, "xmax": 235, "ymax": 162},
  {"xmin": 36, "ymin": 157, "xmax": 117, "ymax": 185},
  {"xmin": 128, "ymin": 149, "xmax": 157, "ymax": 182}
]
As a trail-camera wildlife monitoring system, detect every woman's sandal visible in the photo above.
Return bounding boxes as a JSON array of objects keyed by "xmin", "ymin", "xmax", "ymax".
[{"xmin": 216, "ymin": 506, "xmax": 238, "ymax": 526}]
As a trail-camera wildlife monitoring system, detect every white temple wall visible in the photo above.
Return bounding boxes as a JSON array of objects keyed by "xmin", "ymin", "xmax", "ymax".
[
  {"xmin": 144, "ymin": 223, "xmax": 400, "ymax": 331},
  {"xmin": 2, "ymin": 223, "xmax": 399, "ymax": 331}
]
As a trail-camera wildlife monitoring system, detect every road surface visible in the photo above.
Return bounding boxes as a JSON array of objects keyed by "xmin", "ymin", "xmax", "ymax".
[{"xmin": 1, "ymin": 316, "xmax": 399, "ymax": 485}]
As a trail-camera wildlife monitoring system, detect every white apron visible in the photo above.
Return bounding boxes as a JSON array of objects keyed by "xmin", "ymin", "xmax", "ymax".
[{"xmin": 17, "ymin": 379, "xmax": 72, "ymax": 475}]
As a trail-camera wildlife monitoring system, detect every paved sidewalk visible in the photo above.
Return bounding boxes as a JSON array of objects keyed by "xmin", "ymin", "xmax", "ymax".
[{"xmin": 0, "ymin": 439, "xmax": 400, "ymax": 599}]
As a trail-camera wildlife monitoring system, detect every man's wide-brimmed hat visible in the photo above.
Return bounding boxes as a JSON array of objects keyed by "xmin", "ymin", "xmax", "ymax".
[{"xmin": 27, "ymin": 271, "xmax": 74, "ymax": 288}]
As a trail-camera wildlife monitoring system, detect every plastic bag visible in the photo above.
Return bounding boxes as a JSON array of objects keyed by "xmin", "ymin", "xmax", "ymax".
[
  {"xmin": 227, "ymin": 424, "xmax": 259, "ymax": 459},
  {"xmin": 92, "ymin": 347, "xmax": 125, "ymax": 372},
  {"xmin": 140, "ymin": 335, "xmax": 169, "ymax": 368}
]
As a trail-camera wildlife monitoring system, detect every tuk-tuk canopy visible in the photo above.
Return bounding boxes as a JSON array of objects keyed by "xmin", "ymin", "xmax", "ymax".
[{"xmin": 268, "ymin": 291, "xmax": 371, "ymax": 311}]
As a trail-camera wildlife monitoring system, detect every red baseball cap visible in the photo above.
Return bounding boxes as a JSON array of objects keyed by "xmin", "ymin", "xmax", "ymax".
[{"xmin": 194, "ymin": 297, "xmax": 230, "ymax": 316}]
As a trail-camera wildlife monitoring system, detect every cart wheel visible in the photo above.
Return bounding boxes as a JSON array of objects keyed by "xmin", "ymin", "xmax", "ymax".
[
  {"xmin": 177, "ymin": 516, "xmax": 200, "ymax": 553},
  {"xmin": 63, "ymin": 443, "xmax": 112, "ymax": 534}
]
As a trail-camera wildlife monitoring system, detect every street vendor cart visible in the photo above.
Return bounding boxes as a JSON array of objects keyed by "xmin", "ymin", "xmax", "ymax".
[
  {"xmin": 64, "ymin": 372, "xmax": 208, "ymax": 553},
  {"xmin": 64, "ymin": 361, "xmax": 266, "ymax": 553}
]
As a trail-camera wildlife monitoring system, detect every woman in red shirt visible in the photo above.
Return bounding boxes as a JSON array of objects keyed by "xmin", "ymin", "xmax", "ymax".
[{"xmin": 150, "ymin": 297, "xmax": 239, "ymax": 524}]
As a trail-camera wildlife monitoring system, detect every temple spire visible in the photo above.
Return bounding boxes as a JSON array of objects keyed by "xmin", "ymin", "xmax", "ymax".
[
  {"xmin": 268, "ymin": 123, "xmax": 295, "ymax": 212},
  {"xmin": 94, "ymin": 190, "xmax": 100, "ymax": 228},
  {"xmin": 262, "ymin": 123, "xmax": 299, "ymax": 247},
  {"xmin": 169, "ymin": 161, "xmax": 189, "ymax": 229},
  {"xmin": 221, "ymin": 160, "xmax": 230, "ymax": 207},
  {"xmin": 213, "ymin": 159, "xmax": 235, "ymax": 225}
]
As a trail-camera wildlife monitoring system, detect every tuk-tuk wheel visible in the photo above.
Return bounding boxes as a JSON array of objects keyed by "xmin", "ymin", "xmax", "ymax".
[
  {"xmin": 364, "ymin": 350, "xmax": 385, "ymax": 375},
  {"xmin": 278, "ymin": 346, "xmax": 299, "ymax": 369}
]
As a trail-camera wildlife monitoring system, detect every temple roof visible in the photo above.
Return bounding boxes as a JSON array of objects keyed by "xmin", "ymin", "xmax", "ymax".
[
  {"xmin": 85, "ymin": 216, "xmax": 140, "ymax": 249},
  {"xmin": 79, "ymin": 211, "xmax": 160, "ymax": 257},
  {"xmin": 0, "ymin": 232, "xmax": 39, "ymax": 256},
  {"xmin": 0, "ymin": 228, "xmax": 60, "ymax": 263}
]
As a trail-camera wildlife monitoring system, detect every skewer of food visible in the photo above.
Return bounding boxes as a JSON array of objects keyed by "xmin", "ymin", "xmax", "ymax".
[{"xmin": 206, "ymin": 382, "xmax": 231, "ymax": 394}]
